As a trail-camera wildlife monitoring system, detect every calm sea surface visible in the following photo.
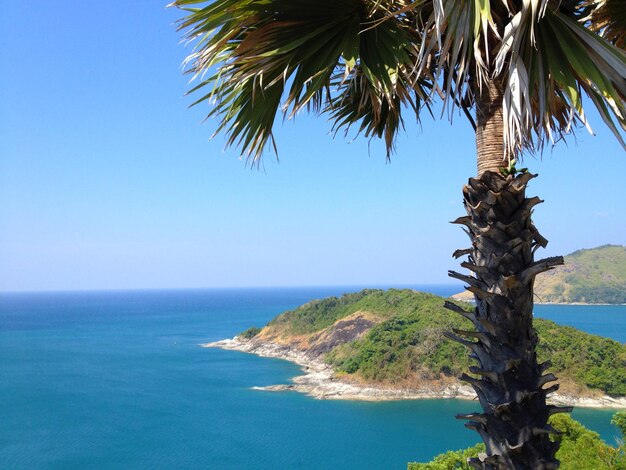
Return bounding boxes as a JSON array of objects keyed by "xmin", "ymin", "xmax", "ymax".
[{"xmin": 1, "ymin": 287, "xmax": 624, "ymax": 469}]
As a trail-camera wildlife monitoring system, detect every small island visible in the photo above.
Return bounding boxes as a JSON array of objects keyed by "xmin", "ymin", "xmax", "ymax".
[
  {"xmin": 453, "ymin": 245, "xmax": 626, "ymax": 304},
  {"xmin": 206, "ymin": 288, "xmax": 626, "ymax": 408}
]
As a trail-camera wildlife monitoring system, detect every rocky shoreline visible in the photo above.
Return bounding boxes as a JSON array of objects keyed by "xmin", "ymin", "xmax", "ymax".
[{"xmin": 203, "ymin": 336, "xmax": 626, "ymax": 408}]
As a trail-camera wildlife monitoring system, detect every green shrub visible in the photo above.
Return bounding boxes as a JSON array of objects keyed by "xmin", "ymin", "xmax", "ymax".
[
  {"xmin": 239, "ymin": 326, "xmax": 262, "ymax": 339},
  {"xmin": 409, "ymin": 414, "xmax": 626, "ymax": 469},
  {"xmin": 613, "ymin": 412, "xmax": 626, "ymax": 438},
  {"xmin": 408, "ymin": 444, "xmax": 484, "ymax": 469}
]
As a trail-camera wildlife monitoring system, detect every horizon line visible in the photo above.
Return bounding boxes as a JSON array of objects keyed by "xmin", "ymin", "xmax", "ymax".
[{"xmin": 0, "ymin": 282, "xmax": 461, "ymax": 295}]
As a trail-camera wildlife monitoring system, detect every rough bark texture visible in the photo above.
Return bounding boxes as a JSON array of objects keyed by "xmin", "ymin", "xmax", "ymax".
[
  {"xmin": 448, "ymin": 171, "xmax": 571, "ymax": 469},
  {"xmin": 476, "ymin": 79, "xmax": 506, "ymax": 175}
]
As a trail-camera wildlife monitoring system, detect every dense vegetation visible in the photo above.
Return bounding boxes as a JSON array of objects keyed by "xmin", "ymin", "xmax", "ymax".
[
  {"xmin": 324, "ymin": 293, "xmax": 471, "ymax": 383},
  {"xmin": 536, "ymin": 245, "xmax": 626, "ymax": 304},
  {"xmin": 408, "ymin": 414, "xmax": 626, "ymax": 469},
  {"xmin": 535, "ymin": 322, "xmax": 626, "ymax": 395},
  {"xmin": 260, "ymin": 289, "xmax": 626, "ymax": 396},
  {"xmin": 268, "ymin": 289, "xmax": 443, "ymax": 335}
]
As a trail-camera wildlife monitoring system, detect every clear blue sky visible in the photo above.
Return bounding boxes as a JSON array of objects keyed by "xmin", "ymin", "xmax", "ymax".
[{"xmin": 1, "ymin": 1, "xmax": 624, "ymax": 292}]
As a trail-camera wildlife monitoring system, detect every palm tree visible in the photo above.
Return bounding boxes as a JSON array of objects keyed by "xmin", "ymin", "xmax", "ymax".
[{"xmin": 170, "ymin": 0, "xmax": 626, "ymax": 467}]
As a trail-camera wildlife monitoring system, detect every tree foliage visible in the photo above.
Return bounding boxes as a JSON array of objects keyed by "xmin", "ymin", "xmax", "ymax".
[
  {"xmin": 171, "ymin": 0, "xmax": 626, "ymax": 162},
  {"xmin": 239, "ymin": 326, "xmax": 262, "ymax": 339},
  {"xmin": 613, "ymin": 412, "xmax": 626, "ymax": 437},
  {"xmin": 408, "ymin": 414, "xmax": 626, "ymax": 469}
]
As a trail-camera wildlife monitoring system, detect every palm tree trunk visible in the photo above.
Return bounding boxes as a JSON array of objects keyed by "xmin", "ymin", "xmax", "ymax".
[
  {"xmin": 475, "ymin": 78, "xmax": 505, "ymax": 175},
  {"xmin": 446, "ymin": 79, "xmax": 571, "ymax": 469}
]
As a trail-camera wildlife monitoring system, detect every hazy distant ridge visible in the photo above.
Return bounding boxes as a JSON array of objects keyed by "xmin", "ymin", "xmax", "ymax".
[
  {"xmin": 536, "ymin": 245, "xmax": 626, "ymax": 304},
  {"xmin": 453, "ymin": 245, "xmax": 626, "ymax": 304}
]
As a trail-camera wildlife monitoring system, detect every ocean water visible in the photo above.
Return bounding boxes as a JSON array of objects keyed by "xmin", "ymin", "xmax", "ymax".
[
  {"xmin": 1, "ymin": 287, "xmax": 624, "ymax": 469},
  {"xmin": 535, "ymin": 304, "xmax": 626, "ymax": 343}
]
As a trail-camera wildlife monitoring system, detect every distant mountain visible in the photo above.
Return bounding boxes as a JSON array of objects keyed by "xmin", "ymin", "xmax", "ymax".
[
  {"xmin": 536, "ymin": 245, "xmax": 626, "ymax": 304},
  {"xmin": 454, "ymin": 245, "xmax": 626, "ymax": 304}
]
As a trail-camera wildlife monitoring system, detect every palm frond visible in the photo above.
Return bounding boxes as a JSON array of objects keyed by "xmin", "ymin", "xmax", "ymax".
[
  {"xmin": 327, "ymin": 65, "xmax": 433, "ymax": 155},
  {"xmin": 491, "ymin": 0, "xmax": 626, "ymax": 155},
  {"xmin": 581, "ymin": 0, "xmax": 626, "ymax": 49},
  {"xmin": 172, "ymin": 0, "xmax": 432, "ymax": 163}
]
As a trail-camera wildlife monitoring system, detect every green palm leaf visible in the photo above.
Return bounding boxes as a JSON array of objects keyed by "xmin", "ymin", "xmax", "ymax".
[{"xmin": 173, "ymin": 0, "xmax": 432, "ymax": 162}]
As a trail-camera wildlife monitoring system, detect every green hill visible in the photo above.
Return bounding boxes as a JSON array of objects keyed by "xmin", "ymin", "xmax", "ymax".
[
  {"xmin": 246, "ymin": 289, "xmax": 626, "ymax": 397},
  {"xmin": 536, "ymin": 245, "xmax": 626, "ymax": 304},
  {"xmin": 453, "ymin": 245, "xmax": 626, "ymax": 304}
]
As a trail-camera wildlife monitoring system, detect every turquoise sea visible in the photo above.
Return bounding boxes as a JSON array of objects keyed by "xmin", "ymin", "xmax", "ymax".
[{"xmin": 1, "ymin": 287, "xmax": 624, "ymax": 469}]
